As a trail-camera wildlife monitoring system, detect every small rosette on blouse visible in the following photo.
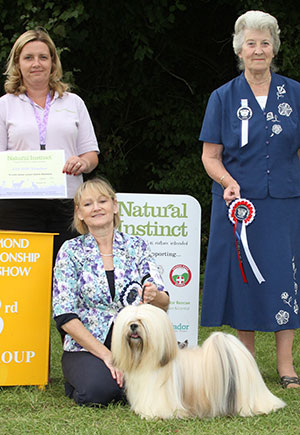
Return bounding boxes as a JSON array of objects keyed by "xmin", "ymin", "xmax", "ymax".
[{"xmin": 228, "ymin": 198, "xmax": 265, "ymax": 284}]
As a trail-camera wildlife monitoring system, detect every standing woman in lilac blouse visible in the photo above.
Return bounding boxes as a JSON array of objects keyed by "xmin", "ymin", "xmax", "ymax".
[
  {"xmin": 53, "ymin": 178, "xmax": 169, "ymax": 406},
  {"xmin": 200, "ymin": 11, "xmax": 300, "ymax": 388},
  {"xmin": 0, "ymin": 29, "xmax": 99, "ymax": 258}
]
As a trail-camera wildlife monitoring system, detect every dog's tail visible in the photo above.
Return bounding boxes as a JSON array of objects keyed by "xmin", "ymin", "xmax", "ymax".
[{"xmin": 200, "ymin": 332, "xmax": 286, "ymax": 417}]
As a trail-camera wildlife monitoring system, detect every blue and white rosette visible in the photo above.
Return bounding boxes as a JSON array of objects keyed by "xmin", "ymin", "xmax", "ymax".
[
  {"xmin": 119, "ymin": 281, "xmax": 142, "ymax": 306},
  {"xmin": 228, "ymin": 198, "xmax": 265, "ymax": 284},
  {"xmin": 118, "ymin": 274, "xmax": 152, "ymax": 308}
]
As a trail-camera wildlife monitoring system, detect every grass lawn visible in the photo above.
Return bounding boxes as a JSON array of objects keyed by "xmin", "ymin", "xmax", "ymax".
[{"xmin": 0, "ymin": 301, "xmax": 299, "ymax": 434}]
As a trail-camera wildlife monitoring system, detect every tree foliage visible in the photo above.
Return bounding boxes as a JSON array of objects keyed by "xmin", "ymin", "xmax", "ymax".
[{"xmin": 1, "ymin": 0, "xmax": 300, "ymax": 262}]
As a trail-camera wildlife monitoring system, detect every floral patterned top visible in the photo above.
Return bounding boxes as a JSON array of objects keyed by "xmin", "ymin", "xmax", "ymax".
[{"xmin": 52, "ymin": 230, "xmax": 166, "ymax": 352}]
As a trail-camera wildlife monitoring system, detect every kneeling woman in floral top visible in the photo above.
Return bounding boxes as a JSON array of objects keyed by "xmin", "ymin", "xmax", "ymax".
[{"xmin": 53, "ymin": 177, "xmax": 169, "ymax": 406}]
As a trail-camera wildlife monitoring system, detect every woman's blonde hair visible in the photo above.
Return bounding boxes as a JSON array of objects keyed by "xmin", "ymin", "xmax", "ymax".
[
  {"xmin": 4, "ymin": 28, "xmax": 69, "ymax": 96},
  {"xmin": 73, "ymin": 178, "xmax": 121, "ymax": 234},
  {"xmin": 232, "ymin": 10, "xmax": 281, "ymax": 70}
]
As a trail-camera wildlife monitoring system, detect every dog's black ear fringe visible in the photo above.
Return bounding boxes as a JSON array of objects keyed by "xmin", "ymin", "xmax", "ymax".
[
  {"xmin": 223, "ymin": 348, "xmax": 237, "ymax": 415},
  {"xmin": 160, "ymin": 353, "xmax": 170, "ymax": 367}
]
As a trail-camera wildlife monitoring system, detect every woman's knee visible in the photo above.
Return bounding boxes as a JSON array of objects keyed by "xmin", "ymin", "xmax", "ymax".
[{"xmin": 71, "ymin": 380, "xmax": 124, "ymax": 406}]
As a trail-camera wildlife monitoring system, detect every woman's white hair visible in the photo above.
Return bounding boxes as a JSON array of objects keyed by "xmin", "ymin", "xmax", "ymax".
[{"xmin": 233, "ymin": 10, "xmax": 281, "ymax": 70}]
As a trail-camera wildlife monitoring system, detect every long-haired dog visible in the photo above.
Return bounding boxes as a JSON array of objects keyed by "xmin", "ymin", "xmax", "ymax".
[{"xmin": 112, "ymin": 304, "xmax": 285, "ymax": 419}]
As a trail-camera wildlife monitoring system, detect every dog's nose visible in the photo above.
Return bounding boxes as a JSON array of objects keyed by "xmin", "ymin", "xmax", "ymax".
[{"xmin": 130, "ymin": 323, "xmax": 138, "ymax": 332}]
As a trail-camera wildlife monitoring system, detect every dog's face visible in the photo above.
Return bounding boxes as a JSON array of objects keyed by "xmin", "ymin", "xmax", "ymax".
[
  {"xmin": 127, "ymin": 320, "xmax": 145, "ymax": 350},
  {"xmin": 112, "ymin": 304, "xmax": 178, "ymax": 372}
]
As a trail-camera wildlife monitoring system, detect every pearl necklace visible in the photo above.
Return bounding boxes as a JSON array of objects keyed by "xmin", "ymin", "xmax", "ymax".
[{"xmin": 100, "ymin": 252, "xmax": 113, "ymax": 257}]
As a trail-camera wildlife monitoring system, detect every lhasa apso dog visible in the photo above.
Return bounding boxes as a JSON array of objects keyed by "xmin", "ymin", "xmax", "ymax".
[{"xmin": 112, "ymin": 304, "xmax": 285, "ymax": 419}]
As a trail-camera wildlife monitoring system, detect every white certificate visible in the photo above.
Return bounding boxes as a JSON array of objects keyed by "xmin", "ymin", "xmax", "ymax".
[{"xmin": 0, "ymin": 150, "xmax": 67, "ymax": 199}]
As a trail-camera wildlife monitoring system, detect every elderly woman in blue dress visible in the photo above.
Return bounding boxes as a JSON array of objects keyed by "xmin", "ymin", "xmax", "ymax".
[
  {"xmin": 52, "ymin": 178, "xmax": 169, "ymax": 405},
  {"xmin": 200, "ymin": 10, "xmax": 300, "ymax": 388}
]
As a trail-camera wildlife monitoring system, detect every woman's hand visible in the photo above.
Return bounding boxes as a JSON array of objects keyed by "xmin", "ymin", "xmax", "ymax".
[
  {"xmin": 223, "ymin": 183, "xmax": 241, "ymax": 206},
  {"xmin": 63, "ymin": 155, "xmax": 89, "ymax": 176},
  {"xmin": 102, "ymin": 349, "xmax": 123, "ymax": 387},
  {"xmin": 140, "ymin": 281, "xmax": 158, "ymax": 304},
  {"xmin": 62, "ymin": 151, "xmax": 98, "ymax": 175},
  {"xmin": 139, "ymin": 281, "xmax": 170, "ymax": 311}
]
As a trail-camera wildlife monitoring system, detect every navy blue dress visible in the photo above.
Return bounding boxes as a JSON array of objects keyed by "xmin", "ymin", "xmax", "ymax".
[{"xmin": 200, "ymin": 72, "xmax": 300, "ymax": 332}]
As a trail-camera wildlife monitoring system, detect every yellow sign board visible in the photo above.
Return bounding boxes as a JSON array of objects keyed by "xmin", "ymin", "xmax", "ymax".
[{"xmin": 0, "ymin": 230, "xmax": 56, "ymax": 387}]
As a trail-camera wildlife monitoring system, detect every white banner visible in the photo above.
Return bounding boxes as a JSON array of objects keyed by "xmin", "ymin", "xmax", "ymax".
[{"xmin": 117, "ymin": 193, "xmax": 201, "ymax": 347}]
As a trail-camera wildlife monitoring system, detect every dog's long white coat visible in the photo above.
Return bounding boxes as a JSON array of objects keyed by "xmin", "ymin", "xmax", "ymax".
[{"xmin": 112, "ymin": 304, "xmax": 285, "ymax": 419}]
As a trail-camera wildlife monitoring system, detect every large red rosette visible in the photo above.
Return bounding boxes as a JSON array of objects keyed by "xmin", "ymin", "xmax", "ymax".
[{"xmin": 228, "ymin": 199, "xmax": 265, "ymax": 284}]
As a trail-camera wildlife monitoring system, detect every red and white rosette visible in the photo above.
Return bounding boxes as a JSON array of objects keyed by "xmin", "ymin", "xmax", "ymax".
[{"xmin": 228, "ymin": 198, "xmax": 265, "ymax": 284}]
